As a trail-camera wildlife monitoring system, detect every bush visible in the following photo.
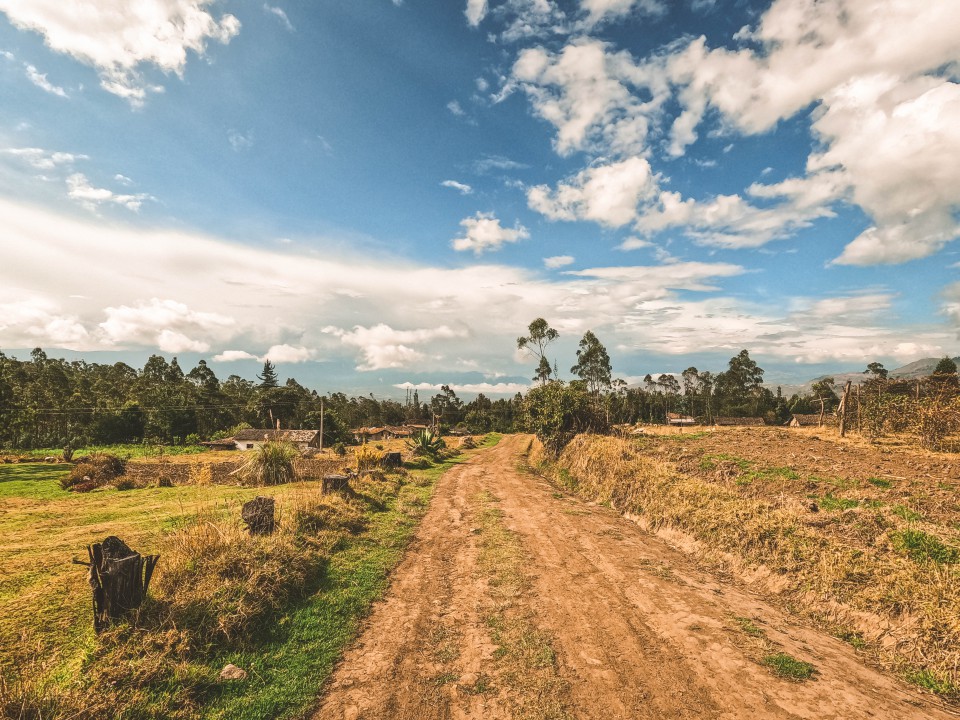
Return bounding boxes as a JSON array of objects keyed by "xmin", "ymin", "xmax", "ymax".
[
  {"xmin": 236, "ymin": 441, "xmax": 300, "ymax": 486},
  {"xmin": 332, "ymin": 441, "xmax": 346, "ymax": 457},
  {"xmin": 522, "ymin": 382, "xmax": 607, "ymax": 456},
  {"xmin": 60, "ymin": 453, "xmax": 126, "ymax": 491},
  {"xmin": 406, "ymin": 430, "xmax": 445, "ymax": 460},
  {"xmin": 354, "ymin": 445, "xmax": 383, "ymax": 474}
]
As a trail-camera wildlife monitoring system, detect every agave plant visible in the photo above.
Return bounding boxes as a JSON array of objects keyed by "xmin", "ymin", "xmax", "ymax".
[
  {"xmin": 406, "ymin": 430, "xmax": 446, "ymax": 459},
  {"xmin": 236, "ymin": 440, "xmax": 300, "ymax": 486}
]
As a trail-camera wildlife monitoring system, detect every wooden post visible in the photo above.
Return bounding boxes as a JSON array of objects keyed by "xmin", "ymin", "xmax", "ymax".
[
  {"xmin": 319, "ymin": 397, "xmax": 324, "ymax": 452},
  {"xmin": 838, "ymin": 380, "xmax": 852, "ymax": 437},
  {"xmin": 241, "ymin": 496, "xmax": 276, "ymax": 535},
  {"xmin": 86, "ymin": 536, "xmax": 159, "ymax": 633},
  {"xmin": 856, "ymin": 384, "xmax": 861, "ymax": 434}
]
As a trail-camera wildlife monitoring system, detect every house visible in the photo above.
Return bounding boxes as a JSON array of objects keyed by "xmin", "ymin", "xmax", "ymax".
[
  {"xmin": 232, "ymin": 429, "xmax": 321, "ymax": 452},
  {"xmin": 666, "ymin": 412, "xmax": 696, "ymax": 426},
  {"xmin": 351, "ymin": 426, "xmax": 389, "ymax": 443},
  {"xmin": 713, "ymin": 416, "xmax": 765, "ymax": 427},
  {"xmin": 789, "ymin": 414, "xmax": 829, "ymax": 427},
  {"xmin": 384, "ymin": 426, "xmax": 414, "ymax": 439},
  {"xmin": 199, "ymin": 439, "xmax": 237, "ymax": 451}
]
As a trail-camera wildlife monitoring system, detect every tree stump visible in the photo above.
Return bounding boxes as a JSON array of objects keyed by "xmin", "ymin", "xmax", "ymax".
[
  {"xmin": 87, "ymin": 536, "xmax": 159, "ymax": 633},
  {"xmin": 242, "ymin": 496, "xmax": 276, "ymax": 535},
  {"xmin": 322, "ymin": 474, "xmax": 351, "ymax": 494},
  {"xmin": 381, "ymin": 452, "xmax": 402, "ymax": 469}
]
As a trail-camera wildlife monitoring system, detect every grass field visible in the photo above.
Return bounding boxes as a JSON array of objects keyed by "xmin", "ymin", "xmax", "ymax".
[{"xmin": 0, "ymin": 434, "xmax": 500, "ymax": 719}]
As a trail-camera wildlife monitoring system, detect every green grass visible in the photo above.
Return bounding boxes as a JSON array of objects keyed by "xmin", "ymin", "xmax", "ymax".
[
  {"xmin": 16, "ymin": 444, "xmax": 208, "ymax": 460},
  {"xmin": 892, "ymin": 504, "xmax": 923, "ymax": 522},
  {"xmin": 733, "ymin": 616, "xmax": 766, "ymax": 638},
  {"xmin": 1, "ymin": 434, "xmax": 502, "ymax": 720},
  {"xmin": 891, "ymin": 529, "xmax": 959, "ymax": 565},
  {"xmin": 837, "ymin": 630, "xmax": 867, "ymax": 650},
  {"xmin": 0, "ymin": 463, "xmax": 71, "ymax": 500},
  {"xmin": 762, "ymin": 652, "xmax": 816, "ymax": 681},
  {"xmin": 866, "ymin": 477, "xmax": 892, "ymax": 489},
  {"xmin": 907, "ymin": 669, "xmax": 959, "ymax": 697},
  {"xmin": 817, "ymin": 494, "xmax": 860, "ymax": 511}
]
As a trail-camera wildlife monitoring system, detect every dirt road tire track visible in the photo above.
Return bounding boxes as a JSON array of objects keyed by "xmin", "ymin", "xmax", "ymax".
[{"xmin": 314, "ymin": 435, "xmax": 956, "ymax": 720}]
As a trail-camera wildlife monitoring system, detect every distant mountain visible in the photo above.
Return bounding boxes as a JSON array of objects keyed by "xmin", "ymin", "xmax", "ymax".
[{"xmin": 770, "ymin": 357, "xmax": 960, "ymax": 397}]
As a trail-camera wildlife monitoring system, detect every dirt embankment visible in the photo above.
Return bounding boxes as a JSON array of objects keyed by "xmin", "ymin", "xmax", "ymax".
[{"xmin": 314, "ymin": 434, "xmax": 956, "ymax": 719}]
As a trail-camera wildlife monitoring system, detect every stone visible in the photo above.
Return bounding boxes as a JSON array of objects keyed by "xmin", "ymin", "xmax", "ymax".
[{"xmin": 219, "ymin": 663, "xmax": 248, "ymax": 681}]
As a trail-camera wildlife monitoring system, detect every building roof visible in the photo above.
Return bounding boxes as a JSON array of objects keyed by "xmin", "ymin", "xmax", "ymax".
[
  {"xmin": 233, "ymin": 429, "xmax": 320, "ymax": 443},
  {"xmin": 791, "ymin": 414, "xmax": 828, "ymax": 426}
]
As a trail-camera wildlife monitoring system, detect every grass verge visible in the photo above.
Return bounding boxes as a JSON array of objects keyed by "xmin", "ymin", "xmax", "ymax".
[{"xmin": 1, "ymin": 435, "xmax": 500, "ymax": 720}]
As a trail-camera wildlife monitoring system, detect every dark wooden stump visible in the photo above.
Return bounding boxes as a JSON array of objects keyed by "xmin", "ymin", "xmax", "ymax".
[
  {"xmin": 242, "ymin": 496, "xmax": 276, "ymax": 535},
  {"xmin": 322, "ymin": 474, "xmax": 351, "ymax": 494},
  {"xmin": 381, "ymin": 452, "xmax": 402, "ymax": 469},
  {"xmin": 87, "ymin": 536, "xmax": 159, "ymax": 633}
]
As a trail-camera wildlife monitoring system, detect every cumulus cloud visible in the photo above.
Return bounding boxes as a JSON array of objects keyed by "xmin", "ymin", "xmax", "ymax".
[
  {"xmin": 3, "ymin": 147, "xmax": 86, "ymax": 170},
  {"xmin": 0, "ymin": 297, "xmax": 89, "ymax": 347},
  {"xmin": 99, "ymin": 298, "xmax": 235, "ymax": 353},
  {"xmin": 441, "ymin": 179, "xmax": 473, "ymax": 195},
  {"xmin": 447, "ymin": 100, "xmax": 466, "ymax": 116},
  {"xmin": 213, "ymin": 350, "xmax": 259, "ymax": 362},
  {"xmin": 493, "ymin": 0, "xmax": 569, "ymax": 42},
  {"xmin": 451, "ymin": 212, "xmax": 529, "ymax": 254},
  {"xmin": 465, "ymin": 0, "xmax": 488, "ymax": 26},
  {"xmin": 0, "ymin": 0, "xmax": 240, "ymax": 104},
  {"xmin": 324, "ymin": 324, "xmax": 467, "ymax": 371},
  {"xmin": 528, "ymin": 156, "xmax": 658, "ymax": 227},
  {"xmin": 263, "ymin": 344, "xmax": 314, "ymax": 363},
  {"xmin": 578, "ymin": 0, "xmax": 665, "ymax": 28},
  {"xmin": 544, "ymin": 255, "xmax": 574, "ymax": 268},
  {"xmin": 67, "ymin": 172, "xmax": 153, "ymax": 212}
]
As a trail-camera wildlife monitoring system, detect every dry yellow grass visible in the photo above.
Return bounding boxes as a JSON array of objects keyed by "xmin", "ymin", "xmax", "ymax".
[{"xmin": 531, "ymin": 434, "xmax": 960, "ymax": 698}]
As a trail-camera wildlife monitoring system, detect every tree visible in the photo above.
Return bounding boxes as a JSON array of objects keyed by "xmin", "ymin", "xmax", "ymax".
[
  {"xmin": 933, "ymin": 356, "xmax": 958, "ymax": 376},
  {"xmin": 811, "ymin": 377, "xmax": 838, "ymax": 417},
  {"xmin": 864, "ymin": 362, "xmax": 888, "ymax": 380},
  {"xmin": 257, "ymin": 360, "xmax": 279, "ymax": 388},
  {"xmin": 570, "ymin": 331, "xmax": 612, "ymax": 396},
  {"xmin": 517, "ymin": 318, "xmax": 559, "ymax": 385}
]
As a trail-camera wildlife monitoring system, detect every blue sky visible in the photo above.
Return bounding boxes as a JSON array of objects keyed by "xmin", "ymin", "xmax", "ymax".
[{"xmin": 0, "ymin": 0, "xmax": 958, "ymax": 396}]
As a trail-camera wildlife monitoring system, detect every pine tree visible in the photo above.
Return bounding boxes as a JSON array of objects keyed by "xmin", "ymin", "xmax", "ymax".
[{"xmin": 257, "ymin": 360, "xmax": 279, "ymax": 388}]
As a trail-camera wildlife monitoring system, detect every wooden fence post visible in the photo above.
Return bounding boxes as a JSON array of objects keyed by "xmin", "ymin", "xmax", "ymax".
[
  {"xmin": 839, "ymin": 380, "xmax": 852, "ymax": 437},
  {"xmin": 86, "ymin": 536, "xmax": 159, "ymax": 633}
]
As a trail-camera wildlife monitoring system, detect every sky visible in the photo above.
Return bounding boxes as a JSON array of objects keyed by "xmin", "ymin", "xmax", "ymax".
[{"xmin": 0, "ymin": 0, "xmax": 958, "ymax": 397}]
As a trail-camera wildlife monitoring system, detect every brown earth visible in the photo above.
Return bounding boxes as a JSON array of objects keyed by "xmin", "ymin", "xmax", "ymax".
[{"xmin": 313, "ymin": 435, "xmax": 957, "ymax": 720}]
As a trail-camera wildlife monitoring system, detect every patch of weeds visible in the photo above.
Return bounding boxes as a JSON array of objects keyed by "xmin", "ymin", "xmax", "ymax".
[
  {"xmin": 866, "ymin": 477, "xmax": 892, "ymax": 489},
  {"xmin": 733, "ymin": 616, "xmax": 766, "ymax": 639},
  {"xmin": 432, "ymin": 672, "xmax": 459, "ymax": 687},
  {"xmin": 906, "ymin": 669, "xmax": 959, "ymax": 697},
  {"xmin": 892, "ymin": 529, "xmax": 959, "ymax": 565},
  {"xmin": 551, "ymin": 492, "xmax": 564, "ymax": 500},
  {"xmin": 762, "ymin": 652, "xmax": 816, "ymax": 681},
  {"xmin": 462, "ymin": 673, "xmax": 494, "ymax": 695},
  {"xmin": 837, "ymin": 630, "xmax": 867, "ymax": 650},
  {"xmin": 744, "ymin": 466, "xmax": 800, "ymax": 483},
  {"xmin": 818, "ymin": 494, "xmax": 859, "ymax": 511},
  {"xmin": 892, "ymin": 504, "xmax": 923, "ymax": 522}
]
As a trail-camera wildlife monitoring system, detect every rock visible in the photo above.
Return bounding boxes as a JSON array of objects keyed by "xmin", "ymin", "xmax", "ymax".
[
  {"xmin": 381, "ymin": 451, "xmax": 402, "ymax": 469},
  {"xmin": 219, "ymin": 663, "xmax": 248, "ymax": 681},
  {"xmin": 242, "ymin": 496, "xmax": 275, "ymax": 535},
  {"xmin": 809, "ymin": 502, "xmax": 819, "ymax": 513}
]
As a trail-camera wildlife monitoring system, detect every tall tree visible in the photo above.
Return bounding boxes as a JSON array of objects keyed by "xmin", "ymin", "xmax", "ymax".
[
  {"xmin": 517, "ymin": 318, "xmax": 559, "ymax": 385},
  {"xmin": 257, "ymin": 360, "xmax": 279, "ymax": 388},
  {"xmin": 864, "ymin": 361, "xmax": 888, "ymax": 380},
  {"xmin": 570, "ymin": 331, "xmax": 612, "ymax": 395},
  {"xmin": 933, "ymin": 356, "xmax": 958, "ymax": 376}
]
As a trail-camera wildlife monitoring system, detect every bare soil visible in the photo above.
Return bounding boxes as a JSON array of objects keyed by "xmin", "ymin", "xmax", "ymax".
[{"xmin": 313, "ymin": 435, "xmax": 957, "ymax": 719}]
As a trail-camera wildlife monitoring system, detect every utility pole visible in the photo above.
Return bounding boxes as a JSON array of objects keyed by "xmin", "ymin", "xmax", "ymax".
[{"xmin": 319, "ymin": 396, "xmax": 324, "ymax": 452}]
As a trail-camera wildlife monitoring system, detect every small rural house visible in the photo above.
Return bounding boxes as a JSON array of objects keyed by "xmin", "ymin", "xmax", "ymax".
[
  {"xmin": 666, "ymin": 412, "xmax": 696, "ymax": 426},
  {"xmin": 232, "ymin": 429, "xmax": 321, "ymax": 452},
  {"xmin": 713, "ymin": 417, "xmax": 765, "ymax": 427}
]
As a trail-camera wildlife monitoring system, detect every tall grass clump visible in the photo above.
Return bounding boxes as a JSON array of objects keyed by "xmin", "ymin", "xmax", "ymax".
[
  {"xmin": 235, "ymin": 441, "xmax": 299, "ymax": 486},
  {"xmin": 59, "ymin": 452, "xmax": 126, "ymax": 492}
]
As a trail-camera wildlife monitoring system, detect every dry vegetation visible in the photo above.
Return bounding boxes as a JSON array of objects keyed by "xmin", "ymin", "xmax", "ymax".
[{"xmin": 530, "ymin": 427, "xmax": 960, "ymax": 700}]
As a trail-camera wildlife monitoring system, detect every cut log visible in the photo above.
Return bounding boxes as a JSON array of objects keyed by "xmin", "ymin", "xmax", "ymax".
[
  {"xmin": 322, "ymin": 474, "xmax": 351, "ymax": 494},
  {"xmin": 241, "ymin": 496, "xmax": 276, "ymax": 535},
  {"xmin": 86, "ymin": 536, "xmax": 159, "ymax": 633},
  {"xmin": 381, "ymin": 452, "xmax": 402, "ymax": 469}
]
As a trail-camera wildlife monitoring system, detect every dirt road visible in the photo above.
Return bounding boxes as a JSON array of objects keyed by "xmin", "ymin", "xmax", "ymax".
[{"xmin": 314, "ymin": 435, "xmax": 956, "ymax": 720}]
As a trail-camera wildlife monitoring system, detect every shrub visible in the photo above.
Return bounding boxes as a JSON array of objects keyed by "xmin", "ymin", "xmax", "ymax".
[
  {"xmin": 355, "ymin": 444, "xmax": 384, "ymax": 474},
  {"xmin": 60, "ymin": 453, "xmax": 126, "ymax": 491},
  {"xmin": 332, "ymin": 441, "xmax": 346, "ymax": 457},
  {"xmin": 235, "ymin": 441, "xmax": 300, "ymax": 486},
  {"xmin": 406, "ymin": 430, "xmax": 445, "ymax": 460}
]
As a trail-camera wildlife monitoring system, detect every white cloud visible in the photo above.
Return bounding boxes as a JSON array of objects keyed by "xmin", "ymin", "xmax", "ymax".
[
  {"xmin": 228, "ymin": 130, "xmax": 254, "ymax": 152},
  {"xmin": 441, "ymin": 179, "xmax": 473, "ymax": 195},
  {"xmin": 511, "ymin": 38, "xmax": 667, "ymax": 157},
  {"xmin": 451, "ymin": 212, "xmax": 529, "ymax": 254},
  {"xmin": 99, "ymin": 298, "xmax": 235, "ymax": 353},
  {"xmin": 0, "ymin": 0, "xmax": 241, "ymax": 104},
  {"xmin": 395, "ymin": 381, "xmax": 528, "ymax": 395},
  {"xmin": 24, "ymin": 63, "xmax": 67, "ymax": 97},
  {"xmin": 579, "ymin": 0, "xmax": 665, "ymax": 28},
  {"xmin": 3, "ymin": 147, "xmax": 86, "ymax": 170},
  {"xmin": 263, "ymin": 4, "xmax": 294, "ymax": 31},
  {"xmin": 447, "ymin": 100, "xmax": 466, "ymax": 116},
  {"xmin": 465, "ymin": 0, "xmax": 488, "ymax": 26},
  {"xmin": 0, "ymin": 297, "xmax": 89, "ymax": 347},
  {"xmin": 544, "ymin": 255, "xmax": 574, "ymax": 268},
  {"xmin": 324, "ymin": 324, "xmax": 467, "ymax": 371},
  {"xmin": 67, "ymin": 172, "xmax": 152, "ymax": 212},
  {"xmin": 213, "ymin": 350, "xmax": 259, "ymax": 362},
  {"xmin": 473, "ymin": 155, "xmax": 529, "ymax": 174},
  {"xmin": 616, "ymin": 236, "xmax": 652, "ymax": 251},
  {"xmin": 528, "ymin": 156, "xmax": 657, "ymax": 227},
  {"xmin": 263, "ymin": 344, "xmax": 314, "ymax": 363},
  {"xmin": 494, "ymin": 0, "xmax": 569, "ymax": 42}
]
